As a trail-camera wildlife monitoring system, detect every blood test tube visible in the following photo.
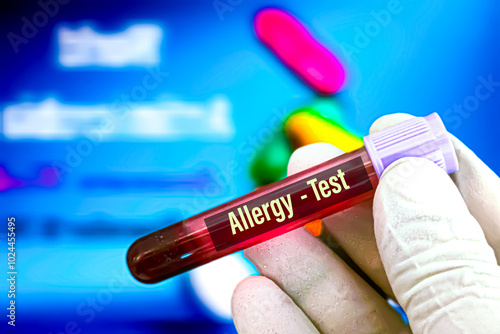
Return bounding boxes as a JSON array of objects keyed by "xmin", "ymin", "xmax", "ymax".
[{"xmin": 127, "ymin": 113, "xmax": 458, "ymax": 283}]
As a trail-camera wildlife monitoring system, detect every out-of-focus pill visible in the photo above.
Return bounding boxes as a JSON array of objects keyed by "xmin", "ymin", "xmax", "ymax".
[
  {"xmin": 250, "ymin": 131, "xmax": 292, "ymax": 187},
  {"xmin": 284, "ymin": 108, "xmax": 363, "ymax": 151},
  {"xmin": 254, "ymin": 8, "xmax": 345, "ymax": 95}
]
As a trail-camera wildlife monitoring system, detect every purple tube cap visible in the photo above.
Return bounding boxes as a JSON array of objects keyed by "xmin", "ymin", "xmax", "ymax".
[{"xmin": 363, "ymin": 113, "xmax": 459, "ymax": 178}]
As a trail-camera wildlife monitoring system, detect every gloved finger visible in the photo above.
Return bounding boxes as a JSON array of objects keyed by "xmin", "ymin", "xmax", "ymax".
[
  {"xmin": 244, "ymin": 143, "xmax": 411, "ymax": 333},
  {"xmin": 369, "ymin": 113, "xmax": 500, "ymax": 264},
  {"xmin": 449, "ymin": 135, "xmax": 500, "ymax": 263},
  {"xmin": 374, "ymin": 157, "xmax": 500, "ymax": 333},
  {"xmin": 321, "ymin": 114, "xmax": 438, "ymax": 301},
  {"xmin": 320, "ymin": 116, "xmax": 433, "ymax": 301},
  {"xmin": 232, "ymin": 276, "xmax": 320, "ymax": 334},
  {"xmin": 245, "ymin": 228, "xmax": 410, "ymax": 333},
  {"xmin": 322, "ymin": 198, "xmax": 395, "ymax": 300}
]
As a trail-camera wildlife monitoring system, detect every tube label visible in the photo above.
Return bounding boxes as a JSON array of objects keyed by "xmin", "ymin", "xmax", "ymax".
[{"xmin": 205, "ymin": 157, "xmax": 373, "ymax": 251}]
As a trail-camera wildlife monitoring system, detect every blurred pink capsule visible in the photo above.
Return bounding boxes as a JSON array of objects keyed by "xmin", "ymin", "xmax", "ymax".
[{"xmin": 254, "ymin": 8, "xmax": 346, "ymax": 95}]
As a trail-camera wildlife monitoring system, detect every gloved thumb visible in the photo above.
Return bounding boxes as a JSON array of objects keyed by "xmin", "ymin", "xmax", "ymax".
[{"xmin": 374, "ymin": 156, "xmax": 500, "ymax": 333}]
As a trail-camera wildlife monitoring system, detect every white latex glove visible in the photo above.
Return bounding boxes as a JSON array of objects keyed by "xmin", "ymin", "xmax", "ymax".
[{"xmin": 231, "ymin": 113, "xmax": 500, "ymax": 333}]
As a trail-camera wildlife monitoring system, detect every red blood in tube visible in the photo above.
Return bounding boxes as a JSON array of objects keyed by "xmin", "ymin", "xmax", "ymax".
[
  {"xmin": 254, "ymin": 8, "xmax": 345, "ymax": 95},
  {"xmin": 127, "ymin": 148, "xmax": 378, "ymax": 283}
]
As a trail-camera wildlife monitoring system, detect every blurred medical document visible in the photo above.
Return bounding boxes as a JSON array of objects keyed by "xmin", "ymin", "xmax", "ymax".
[
  {"xmin": 58, "ymin": 24, "xmax": 163, "ymax": 67},
  {"xmin": 2, "ymin": 97, "xmax": 234, "ymax": 141}
]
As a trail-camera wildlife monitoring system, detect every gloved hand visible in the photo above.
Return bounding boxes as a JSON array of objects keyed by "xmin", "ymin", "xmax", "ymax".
[{"xmin": 231, "ymin": 113, "xmax": 500, "ymax": 334}]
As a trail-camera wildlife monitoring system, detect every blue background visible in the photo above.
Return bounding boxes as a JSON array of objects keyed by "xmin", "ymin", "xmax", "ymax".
[{"xmin": 1, "ymin": 0, "xmax": 499, "ymax": 333}]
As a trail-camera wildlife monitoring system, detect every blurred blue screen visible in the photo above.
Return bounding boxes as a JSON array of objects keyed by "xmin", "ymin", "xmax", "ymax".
[{"xmin": 1, "ymin": 0, "xmax": 499, "ymax": 333}]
